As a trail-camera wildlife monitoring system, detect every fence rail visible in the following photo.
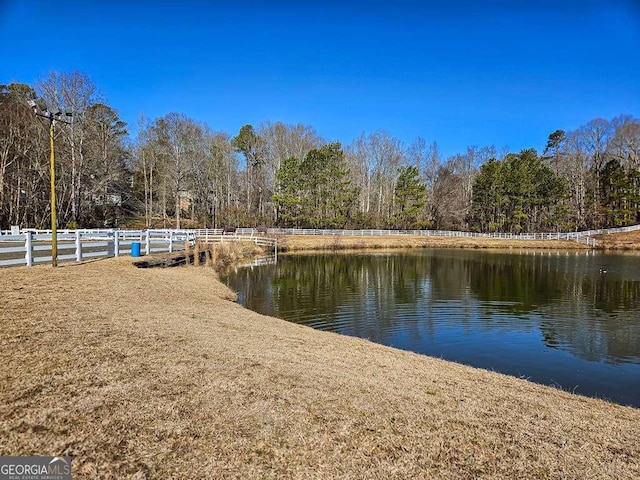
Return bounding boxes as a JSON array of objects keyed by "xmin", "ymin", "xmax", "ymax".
[
  {"xmin": 0, "ymin": 228, "xmax": 278, "ymax": 268},
  {"xmin": 2, "ymin": 224, "xmax": 638, "ymax": 268},
  {"xmin": 193, "ymin": 229, "xmax": 277, "ymax": 249},
  {"xmin": 0, "ymin": 229, "xmax": 196, "ymax": 268},
  {"xmin": 235, "ymin": 224, "xmax": 640, "ymax": 242}
]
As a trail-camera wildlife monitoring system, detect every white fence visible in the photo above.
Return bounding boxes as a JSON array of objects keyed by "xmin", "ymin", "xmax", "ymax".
[
  {"xmin": 2, "ymin": 224, "xmax": 638, "ymax": 268},
  {"xmin": 193, "ymin": 229, "xmax": 277, "ymax": 249},
  {"xmin": 0, "ymin": 229, "xmax": 196, "ymax": 268},
  {"xmin": 235, "ymin": 224, "xmax": 640, "ymax": 244},
  {"xmin": 205, "ymin": 225, "xmax": 640, "ymax": 250},
  {"xmin": 0, "ymin": 228, "xmax": 278, "ymax": 268}
]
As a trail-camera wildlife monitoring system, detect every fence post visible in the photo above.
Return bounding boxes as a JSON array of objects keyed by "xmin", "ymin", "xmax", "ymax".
[
  {"xmin": 194, "ymin": 240, "xmax": 200, "ymax": 266},
  {"xmin": 25, "ymin": 231, "xmax": 33, "ymax": 267},
  {"xmin": 169, "ymin": 231, "xmax": 174, "ymax": 253},
  {"xmin": 185, "ymin": 237, "xmax": 191, "ymax": 265},
  {"xmin": 145, "ymin": 230, "xmax": 151, "ymax": 255},
  {"xmin": 76, "ymin": 230, "xmax": 82, "ymax": 262},
  {"xmin": 114, "ymin": 230, "xmax": 120, "ymax": 257}
]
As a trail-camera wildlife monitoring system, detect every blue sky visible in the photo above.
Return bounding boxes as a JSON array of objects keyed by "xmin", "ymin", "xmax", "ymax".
[{"xmin": 1, "ymin": 0, "xmax": 638, "ymax": 158}]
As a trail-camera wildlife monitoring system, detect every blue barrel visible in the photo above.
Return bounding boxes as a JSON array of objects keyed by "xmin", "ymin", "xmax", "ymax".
[{"xmin": 131, "ymin": 241, "xmax": 141, "ymax": 257}]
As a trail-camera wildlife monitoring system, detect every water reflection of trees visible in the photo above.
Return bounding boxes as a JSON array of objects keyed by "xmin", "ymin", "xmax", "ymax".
[
  {"xmin": 540, "ymin": 314, "xmax": 640, "ymax": 364},
  {"xmin": 267, "ymin": 254, "xmax": 431, "ymax": 342},
  {"xmin": 462, "ymin": 251, "xmax": 640, "ymax": 364},
  {"xmin": 224, "ymin": 250, "xmax": 640, "ymax": 365},
  {"xmin": 539, "ymin": 275, "xmax": 640, "ymax": 364},
  {"xmin": 464, "ymin": 253, "xmax": 566, "ymax": 313}
]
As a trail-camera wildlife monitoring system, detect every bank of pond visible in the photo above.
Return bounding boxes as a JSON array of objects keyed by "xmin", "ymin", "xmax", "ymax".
[{"xmin": 223, "ymin": 248, "xmax": 640, "ymax": 408}]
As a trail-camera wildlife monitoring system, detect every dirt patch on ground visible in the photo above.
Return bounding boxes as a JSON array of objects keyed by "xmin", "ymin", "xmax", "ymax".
[
  {"xmin": 276, "ymin": 234, "xmax": 588, "ymax": 252},
  {"xmin": 2, "ymin": 258, "xmax": 639, "ymax": 478}
]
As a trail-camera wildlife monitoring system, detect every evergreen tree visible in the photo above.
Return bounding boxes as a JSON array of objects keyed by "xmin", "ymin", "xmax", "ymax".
[
  {"xmin": 391, "ymin": 165, "xmax": 427, "ymax": 229},
  {"xmin": 272, "ymin": 143, "xmax": 358, "ymax": 228},
  {"xmin": 272, "ymin": 156, "xmax": 303, "ymax": 227},
  {"xmin": 470, "ymin": 158, "xmax": 506, "ymax": 232},
  {"xmin": 470, "ymin": 150, "xmax": 565, "ymax": 233},
  {"xmin": 600, "ymin": 159, "xmax": 638, "ymax": 226}
]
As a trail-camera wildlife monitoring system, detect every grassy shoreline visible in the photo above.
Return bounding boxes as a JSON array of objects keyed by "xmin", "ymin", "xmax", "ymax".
[
  {"xmin": 2, "ymin": 255, "xmax": 639, "ymax": 478},
  {"xmin": 274, "ymin": 234, "xmax": 591, "ymax": 252},
  {"xmin": 596, "ymin": 229, "xmax": 640, "ymax": 250}
]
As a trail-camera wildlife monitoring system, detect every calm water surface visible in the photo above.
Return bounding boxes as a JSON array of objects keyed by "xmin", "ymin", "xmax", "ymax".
[{"xmin": 222, "ymin": 249, "xmax": 640, "ymax": 407}]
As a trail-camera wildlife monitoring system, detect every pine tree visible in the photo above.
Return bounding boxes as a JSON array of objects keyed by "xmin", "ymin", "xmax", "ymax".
[{"xmin": 391, "ymin": 165, "xmax": 427, "ymax": 229}]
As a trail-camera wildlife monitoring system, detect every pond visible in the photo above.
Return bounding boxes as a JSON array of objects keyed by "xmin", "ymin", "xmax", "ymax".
[{"xmin": 222, "ymin": 249, "xmax": 640, "ymax": 407}]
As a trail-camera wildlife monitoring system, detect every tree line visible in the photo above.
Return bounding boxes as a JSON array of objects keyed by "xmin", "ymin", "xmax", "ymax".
[{"xmin": 1, "ymin": 71, "xmax": 639, "ymax": 232}]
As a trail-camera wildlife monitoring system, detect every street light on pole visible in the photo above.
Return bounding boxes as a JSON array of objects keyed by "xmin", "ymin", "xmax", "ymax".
[{"xmin": 29, "ymin": 100, "xmax": 72, "ymax": 267}]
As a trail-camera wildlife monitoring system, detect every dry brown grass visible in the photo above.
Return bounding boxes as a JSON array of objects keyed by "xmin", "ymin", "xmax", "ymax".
[
  {"xmin": 2, "ymin": 257, "xmax": 639, "ymax": 479},
  {"xmin": 205, "ymin": 241, "xmax": 265, "ymax": 270},
  {"xmin": 596, "ymin": 230, "xmax": 640, "ymax": 250},
  {"xmin": 276, "ymin": 234, "xmax": 588, "ymax": 252}
]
